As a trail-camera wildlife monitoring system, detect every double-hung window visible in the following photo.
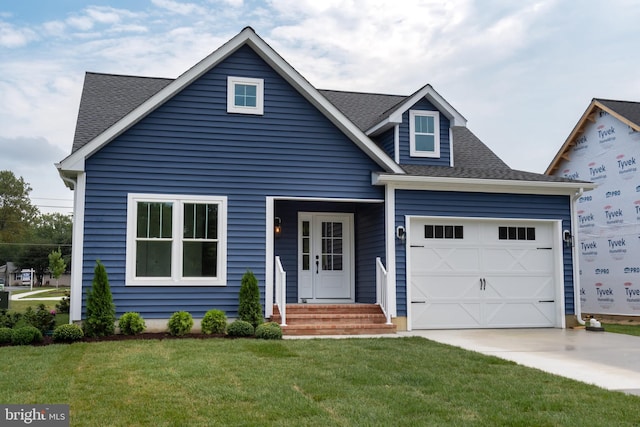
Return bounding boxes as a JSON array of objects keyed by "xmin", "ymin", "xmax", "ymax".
[
  {"xmin": 227, "ymin": 76, "xmax": 264, "ymax": 115},
  {"xmin": 409, "ymin": 110, "xmax": 440, "ymax": 157},
  {"xmin": 126, "ymin": 194, "xmax": 227, "ymax": 286}
]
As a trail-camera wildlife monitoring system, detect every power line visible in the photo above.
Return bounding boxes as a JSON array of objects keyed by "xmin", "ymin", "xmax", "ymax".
[{"xmin": 0, "ymin": 243, "xmax": 72, "ymax": 247}]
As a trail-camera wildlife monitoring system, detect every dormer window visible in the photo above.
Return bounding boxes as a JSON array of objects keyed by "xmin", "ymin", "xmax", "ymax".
[
  {"xmin": 227, "ymin": 76, "xmax": 264, "ymax": 115},
  {"xmin": 410, "ymin": 110, "xmax": 440, "ymax": 157}
]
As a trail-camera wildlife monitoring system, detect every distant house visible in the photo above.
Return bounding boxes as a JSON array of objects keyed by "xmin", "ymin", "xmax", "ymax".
[
  {"xmin": 0, "ymin": 262, "xmax": 19, "ymax": 286},
  {"xmin": 57, "ymin": 27, "xmax": 591, "ymax": 332},
  {"xmin": 547, "ymin": 99, "xmax": 640, "ymax": 316}
]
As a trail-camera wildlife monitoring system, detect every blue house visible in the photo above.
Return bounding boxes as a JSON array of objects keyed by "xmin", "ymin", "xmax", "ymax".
[{"xmin": 57, "ymin": 27, "xmax": 594, "ymax": 333}]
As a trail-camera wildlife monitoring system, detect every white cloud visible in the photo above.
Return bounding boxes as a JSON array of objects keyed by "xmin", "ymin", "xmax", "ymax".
[
  {"xmin": 0, "ymin": 21, "xmax": 37, "ymax": 47},
  {"xmin": 151, "ymin": 0, "xmax": 207, "ymax": 16}
]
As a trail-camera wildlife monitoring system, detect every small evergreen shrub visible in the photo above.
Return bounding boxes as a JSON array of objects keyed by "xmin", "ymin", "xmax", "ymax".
[
  {"xmin": 227, "ymin": 320, "xmax": 254, "ymax": 337},
  {"xmin": 23, "ymin": 304, "xmax": 56, "ymax": 333},
  {"xmin": 255, "ymin": 322, "xmax": 283, "ymax": 340},
  {"xmin": 118, "ymin": 312, "xmax": 146, "ymax": 335},
  {"xmin": 201, "ymin": 309, "xmax": 227, "ymax": 335},
  {"xmin": 0, "ymin": 327, "xmax": 12, "ymax": 344},
  {"xmin": 52, "ymin": 324, "xmax": 84, "ymax": 343},
  {"xmin": 0, "ymin": 309, "xmax": 21, "ymax": 328},
  {"xmin": 168, "ymin": 311, "xmax": 193, "ymax": 336},
  {"xmin": 56, "ymin": 291, "xmax": 71, "ymax": 314},
  {"xmin": 238, "ymin": 270, "xmax": 263, "ymax": 328},
  {"xmin": 84, "ymin": 261, "xmax": 116, "ymax": 337},
  {"xmin": 11, "ymin": 326, "xmax": 43, "ymax": 345}
]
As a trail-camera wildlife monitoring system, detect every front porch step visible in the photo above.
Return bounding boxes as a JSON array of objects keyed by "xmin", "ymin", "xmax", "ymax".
[{"xmin": 271, "ymin": 304, "xmax": 396, "ymax": 336}]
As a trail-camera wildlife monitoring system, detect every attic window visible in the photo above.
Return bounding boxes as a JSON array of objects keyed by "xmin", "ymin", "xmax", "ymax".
[
  {"xmin": 409, "ymin": 110, "xmax": 440, "ymax": 158},
  {"xmin": 227, "ymin": 76, "xmax": 264, "ymax": 115}
]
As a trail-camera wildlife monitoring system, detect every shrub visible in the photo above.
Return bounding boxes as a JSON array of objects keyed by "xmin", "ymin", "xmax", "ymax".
[
  {"xmin": 0, "ymin": 309, "xmax": 21, "ymax": 329},
  {"xmin": 255, "ymin": 322, "xmax": 283, "ymax": 340},
  {"xmin": 23, "ymin": 304, "xmax": 56, "ymax": 333},
  {"xmin": 0, "ymin": 327, "xmax": 12, "ymax": 344},
  {"xmin": 201, "ymin": 309, "xmax": 227, "ymax": 335},
  {"xmin": 238, "ymin": 270, "xmax": 263, "ymax": 328},
  {"xmin": 118, "ymin": 312, "xmax": 146, "ymax": 335},
  {"xmin": 168, "ymin": 311, "xmax": 193, "ymax": 336},
  {"xmin": 52, "ymin": 324, "xmax": 84, "ymax": 343},
  {"xmin": 227, "ymin": 320, "xmax": 254, "ymax": 337},
  {"xmin": 11, "ymin": 326, "xmax": 43, "ymax": 345},
  {"xmin": 56, "ymin": 291, "xmax": 71, "ymax": 314},
  {"xmin": 84, "ymin": 260, "xmax": 116, "ymax": 337}
]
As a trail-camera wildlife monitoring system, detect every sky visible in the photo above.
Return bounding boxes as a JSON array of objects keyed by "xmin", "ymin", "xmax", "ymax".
[{"xmin": 1, "ymin": 0, "xmax": 640, "ymax": 215}]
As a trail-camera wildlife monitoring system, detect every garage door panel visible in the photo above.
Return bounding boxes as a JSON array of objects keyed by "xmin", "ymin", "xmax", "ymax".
[
  {"xmin": 485, "ymin": 276, "xmax": 555, "ymax": 299},
  {"xmin": 409, "ymin": 218, "xmax": 559, "ymax": 330},
  {"xmin": 483, "ymin": 248, "xmax": 554, "ymax": 273},
  {"xmin": 411, "ymin": 247, "xmax": 481, "ymax": 273},
  {"xmin": 412, "ymin": 302, "xmax": 482, "ymax": 329},
  {"xmin": 411, "ymin": 275, "xmax": 480, "ymax": 300},
  {"xmin": 484, "ymin": 302, "xmax": 555, "ymax": 327}
]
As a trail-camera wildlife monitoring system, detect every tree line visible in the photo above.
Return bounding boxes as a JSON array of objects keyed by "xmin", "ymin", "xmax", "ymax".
[{"xmin": 0, "ymin": 170, "xmax": 72, "ymax": 286}]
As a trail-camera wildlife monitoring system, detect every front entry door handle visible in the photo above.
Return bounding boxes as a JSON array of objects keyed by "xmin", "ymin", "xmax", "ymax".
[{"xmin": 315, "ymin": 255, "xmax": 319, "ymax": 274}]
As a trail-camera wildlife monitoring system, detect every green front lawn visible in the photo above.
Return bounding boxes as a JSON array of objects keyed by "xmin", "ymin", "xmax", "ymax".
[
  {"xmin": 0, "ymin": 337, "xmax": 637, "ymax": 426},
  {"xmin": 603, "ymin": 323, "xmax": 640, "ymax": 337}
]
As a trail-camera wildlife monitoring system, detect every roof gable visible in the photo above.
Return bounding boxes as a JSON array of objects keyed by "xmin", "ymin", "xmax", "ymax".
[
  {"xmin": 365, "ymin": 84, "xmax": 467, "ymax": 136},
  {"xmin": 58, "ymin": 27, "xmax": 403, "ymax": 175},
  {"xmin": 546, "ymin": 98, "xmax": 640, "ymax": 175}
]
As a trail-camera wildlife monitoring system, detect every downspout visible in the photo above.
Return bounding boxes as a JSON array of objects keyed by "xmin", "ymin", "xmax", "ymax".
[{"xmin": 571, "ymin": 187, "xmax": 585, "ymax": 326}]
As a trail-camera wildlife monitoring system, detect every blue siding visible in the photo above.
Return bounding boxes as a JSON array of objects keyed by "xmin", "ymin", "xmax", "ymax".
[
  {"xmin": 375, "ymin": 127, "xmax": 396, "ymax": 161},
  {"xmin": 394, "ymin": 190, "xmax": 573, "ymax": 317},
  {"xmin": 399, "ymin": 98, "xmax": 451, "ymax": 166},
  {"xmin": 273, "ymin": 201, "xmax": 384, "ymax": 304},
  {"xmin": 81, "ymin": 45, "xmax": 385, "ymax": 319}
]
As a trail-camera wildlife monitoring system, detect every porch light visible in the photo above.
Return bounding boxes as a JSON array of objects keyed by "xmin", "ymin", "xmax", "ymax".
[{"xmin": 274, "ymin": 217, "xmax": 282, "ymax": 237}]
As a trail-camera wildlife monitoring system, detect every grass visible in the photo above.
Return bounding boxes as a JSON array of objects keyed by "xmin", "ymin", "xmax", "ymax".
[
  {"xmin": 0, "ymin": 337, "xmax": 638, "ymax": 426},
  {"xmin": 6, "ymin": 287, "xmax": 69, "ymax": 327},
  {"xmin": 603, "ymin": 323, "xmax": 640, "ymax": 337}
]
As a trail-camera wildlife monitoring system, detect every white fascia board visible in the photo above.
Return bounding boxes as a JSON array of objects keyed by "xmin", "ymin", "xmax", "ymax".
[
  {"xmin": 246, "ymin": 36, "xmax": 404, "ymax": 174},
  {"xmin": 366, "ymin": 84, "xmax": 468, "ymax": 136},
  {"xmin": 372, "ymin": 172, "xmax": 598, "ymax": 195},
  {"xmin": 366, "ymin": 113, "xmax": 403, "ymax": 136}
]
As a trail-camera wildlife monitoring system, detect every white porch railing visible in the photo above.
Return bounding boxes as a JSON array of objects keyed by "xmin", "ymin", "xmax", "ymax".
[
  {"xmin": 376, "ymin": 257, "xmax": 392, "ymax": 325},
  {"xmin": 275, "ymin": 256, "xmax": 287, "ymax": 326}
]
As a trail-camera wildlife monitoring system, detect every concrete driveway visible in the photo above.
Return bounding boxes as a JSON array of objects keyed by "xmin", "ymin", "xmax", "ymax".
[{"xmin": 401, "ymin": 328, "xmax": 640, "ymax": 396}]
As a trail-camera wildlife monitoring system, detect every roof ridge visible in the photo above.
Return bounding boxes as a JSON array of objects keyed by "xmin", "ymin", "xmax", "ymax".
[{"xmin": 85, "ymin": 71, "xmax": 175, "ymax": 80}]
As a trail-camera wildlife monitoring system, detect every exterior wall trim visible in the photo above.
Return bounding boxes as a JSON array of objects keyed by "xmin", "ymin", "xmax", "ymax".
[
  {"xmin": 70, "ymin": 172, "xmax": 86, "ymax": 322},
  {"xmin": 373, "ymin": 173, "xmax": 596, "ymax": 195}
]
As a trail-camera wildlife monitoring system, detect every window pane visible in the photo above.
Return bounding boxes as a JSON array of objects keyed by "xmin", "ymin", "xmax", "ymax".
[
  {"xmin": 435, "ymin": 225, "xmax": 444, "ymax": 239},
  {"xmin": 302, "ymin": 221, "xmax": 310, "ymax": 237},
  {"xmin": 137, "ymin": 202, "xmax": 149, "ymax": 238},
  {"xmin": 415, "ymin": 134, "xmax": 435, "ymax": 152},
  {"xmin": 332, "ymin": 222, "xmax": 343, "ymax": 238},
  {"xmin": 207, "ymin": 205, "xmax": 218, "ymax": 239},
  {"xmin": 527, "ymin": 227, "xmax": 536, "ymax": 240},
  {"xmin": 445, "ymin": 225, "xmax": 454, "ymax": 239},
  {"xmin": 454, "ymin": 226, "xmax": 464, "ymax": 239},
  {"xmin": 303, "ymin": 254, "xmax": 310, "ymax": 271},
  {"xmin": 234, "ymin": 84, "xmax": 257, "ymax": 107},
  {"xmin": 183, "ymin": 241, "xmax": 217, "ymax": 277},
  {"xmin": 508, "ymin": 227, "xmax": 517, "ymax": 240},
  {"xmin": 302, "ymin": 237, "xmax": 309, "ymax": 253},
  {"xmin": 517, "ymin": 227, "xmax": 526, "ymax": 240},
  {"xmin": 136, "ymin": 241, "xmax": 171, "ymax": 277},
  {"xmin": 183, "ymin": 203, "xmax": 195, "ymax": 238},
  {"xmin": 425, "ymin": 225, "xmax": 434, "ymax": 238},
  {"xmin": 499, "ymin": 227, "xmax": 507, "ymax": 240},
  {"xmin": 137, "ymin": 202, "xmax": 172, "ymax": 238}
]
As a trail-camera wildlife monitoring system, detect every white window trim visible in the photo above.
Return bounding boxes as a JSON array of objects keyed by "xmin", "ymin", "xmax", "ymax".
[
  {"xmin": 126, "ymin": 193, "xmax": 227, "ymax": 286},
  {"xmin": 409, "ymin": 110, "xmax": 440, "ymax": 158},
  {"xmin": 227, "ymin": 76, "xmax": 264, "ymax": 115}
]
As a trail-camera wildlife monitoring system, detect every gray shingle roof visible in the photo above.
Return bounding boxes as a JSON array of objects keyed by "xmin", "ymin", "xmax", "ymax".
[
  {"xmin": 597, "ymin": 98, "xmax": 640, "ymax": 127},
  {"xmin": 319, "ymin": 89, "xmax": 405, "ymax": 131},
  {"xmin": 68, "ymin": 72, "xmax": 582, "ymax": 184},
  {"xmin": 72, "ymin": 72, "xmax": 172, "ymax": 152}
]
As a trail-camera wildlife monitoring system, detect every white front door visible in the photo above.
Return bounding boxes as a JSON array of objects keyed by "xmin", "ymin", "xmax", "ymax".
[{"xmin": 298, "ymin": 213, "xmax": 354, "ymax": 302}]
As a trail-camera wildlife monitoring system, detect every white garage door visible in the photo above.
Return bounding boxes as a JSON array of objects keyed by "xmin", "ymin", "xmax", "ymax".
[{"xmin": 409, "ymin": 218, "xmax": 560, "ymax": 329}]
